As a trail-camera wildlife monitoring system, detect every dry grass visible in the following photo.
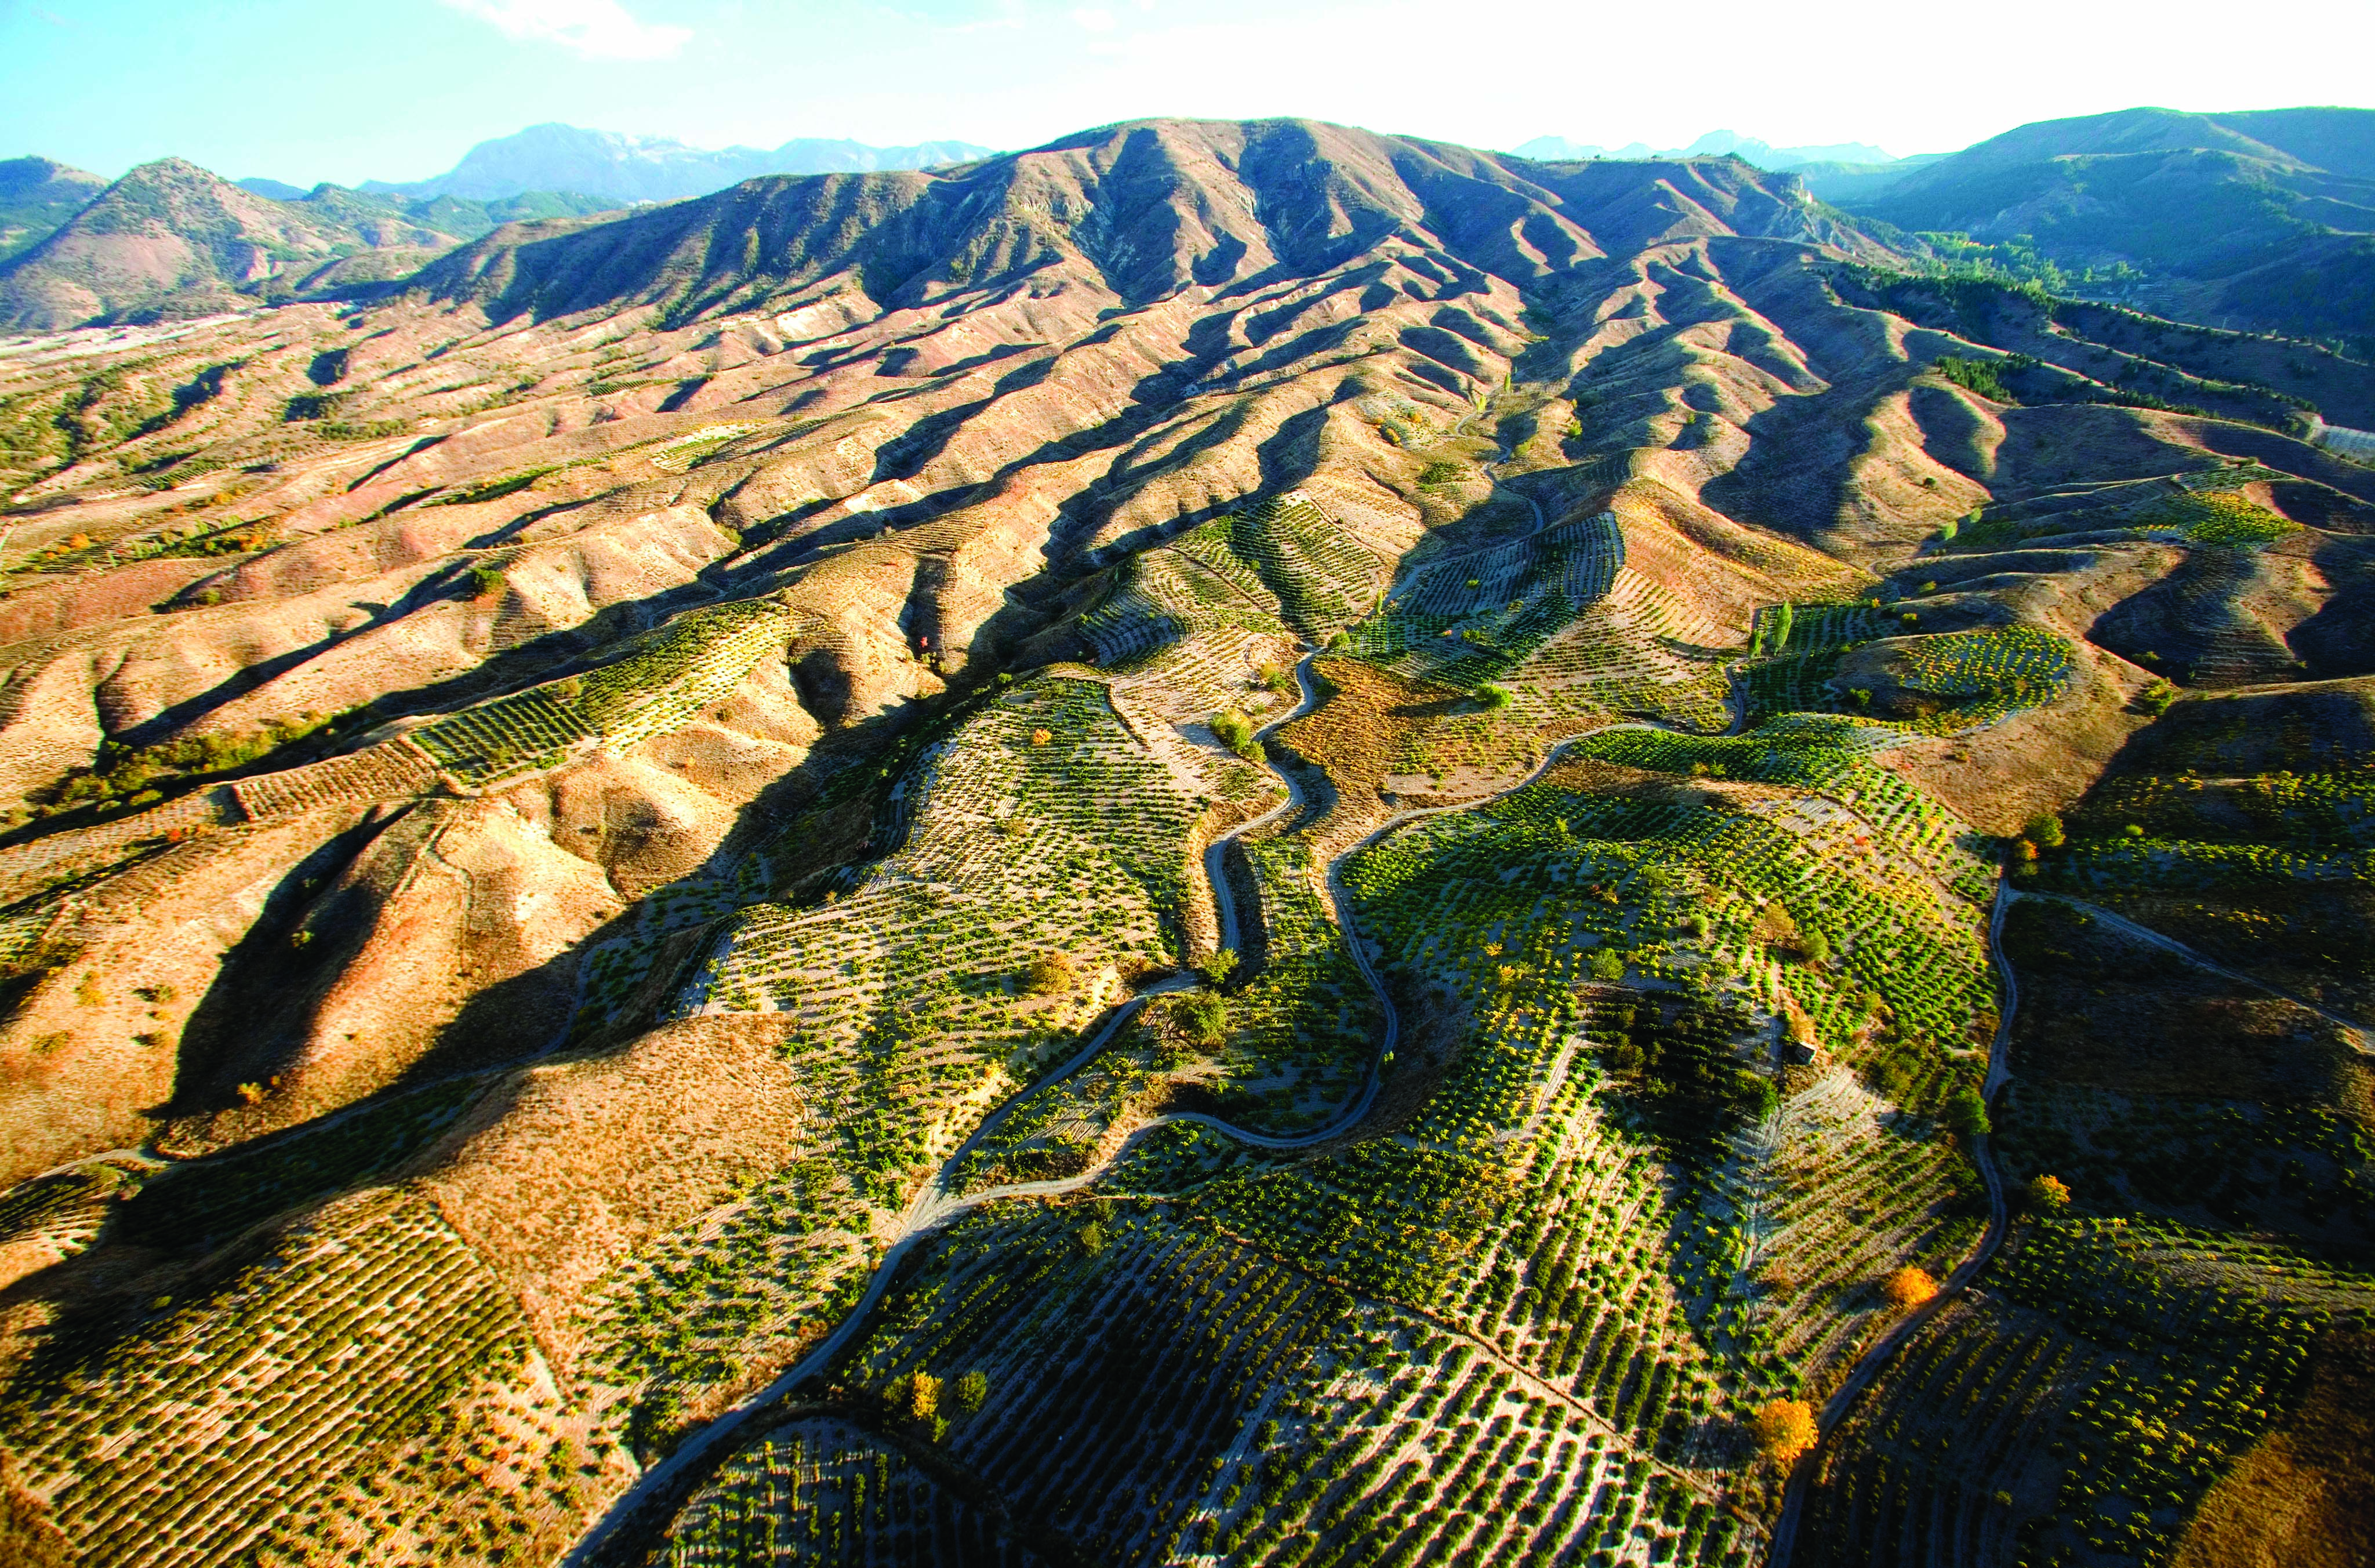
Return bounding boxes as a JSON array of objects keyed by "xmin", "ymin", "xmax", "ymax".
[
  {"xmin": 414, "ymin": 1014, "xmax": 812, "ymax": 1364},
  {"xmin": 2172, "ymin": 1332, "xmax": 2375, "ymax": 1568},
  {"xmin": 1274, "ymin": 656, "xmax": 1529, "ymax": 860}
]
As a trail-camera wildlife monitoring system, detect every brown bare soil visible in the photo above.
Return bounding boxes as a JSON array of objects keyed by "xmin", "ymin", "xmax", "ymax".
[
  {"xmin": 1879, "ymin": 642, "xmax": 2151, "ymax": 834},
  {"xmin": 2173, "ymin": 1333, "xmax": 2375, "ymax": 1568},
  {"xmin": 416, "ymin": 1014, "xmax": 812, "ymax": 1363}
]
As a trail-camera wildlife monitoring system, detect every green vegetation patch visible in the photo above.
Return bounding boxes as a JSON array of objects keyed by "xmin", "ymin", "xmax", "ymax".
[
  {"xmin": 413, "ymin": 598, "xmax": 796, "ymax": 783},
  {"xmin": 2149, "ymin": 487, "xmax": 2301, "ymax": 547},
  {"xmin": 1889, "ymin": 623, "xmax": 2072, "ymax": 703},
  {"xmin": 1349, "ymin": 510, "xmax": 1619, "ymax": 691},
  {"xmin": 1352, "ymin": 716, "xmax": 2000, "ymax": 1091},
  {"xmin": 1995, "ymin": 1217, "xmax": 2373, "ymax": 1564}
]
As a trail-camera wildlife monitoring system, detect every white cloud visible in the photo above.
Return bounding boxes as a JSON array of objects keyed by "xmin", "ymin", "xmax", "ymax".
[
  {"xmin": 1069, "ymin": 6, "xmax": 1116, "ymax": 31},
  {"xmin": 439, "ymin": 0, "xmax": 692, "ymax": 60}
]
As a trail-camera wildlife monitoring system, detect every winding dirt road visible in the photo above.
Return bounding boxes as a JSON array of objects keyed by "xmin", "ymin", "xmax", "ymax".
[
  {"xmin": 566, "ymin": 406, "xmax": 1739, "ymax": 1564},
  {"xmin": 1766, "ymin": 878, "xmax": 2020, "ymax": 1567}
]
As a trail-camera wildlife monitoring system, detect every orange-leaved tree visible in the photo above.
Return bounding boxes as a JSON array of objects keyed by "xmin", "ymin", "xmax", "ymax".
[
  {"xmin": 1882, "ymin": 1266, "xmax": 1938, "ymax": 1311},
  {"xmin": 1752, "ymin": 1399, "xmax": 1817, "ymax": 1465}
]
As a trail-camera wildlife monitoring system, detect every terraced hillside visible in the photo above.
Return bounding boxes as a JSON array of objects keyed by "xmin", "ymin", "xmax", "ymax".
[{"xmin": 0, "ymin": 116, "xmax": 2369, "ymax": 1568}]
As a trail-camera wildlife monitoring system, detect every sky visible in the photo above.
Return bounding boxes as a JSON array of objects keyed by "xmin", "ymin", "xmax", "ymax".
[{"xmin": 3, "ymin": 0, "xmax": 2373, "ymax": 186}]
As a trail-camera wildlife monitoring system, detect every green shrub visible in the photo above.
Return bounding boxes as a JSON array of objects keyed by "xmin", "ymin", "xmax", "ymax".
[
  {"xmin": 953, "ymin": 1370, "xmax": 988, "ymax": 1415},
  {"xmin": 1945, "ymin": 1087, "xmax": 1991, "ymax": 1139},
  {"xmin": 1934, "ymin": 357, "xmax": 2014, "ymax": 402},
  {"xmin": 283, "ymin": 390, "xmax": 344, "ymax": 422},
  {"xmin": 1210, "ymin": 711, "xmax": 1264, "ymax": 762},
  {"xmin": 1180, "ymin": 992, "xmax": 1228, "ymax": 1046}
]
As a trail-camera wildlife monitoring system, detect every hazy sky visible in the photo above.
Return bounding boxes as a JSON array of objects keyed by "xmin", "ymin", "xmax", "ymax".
[{"xmin": 5, "ymin": 0, "xmax": 2372, "ymax": 186}]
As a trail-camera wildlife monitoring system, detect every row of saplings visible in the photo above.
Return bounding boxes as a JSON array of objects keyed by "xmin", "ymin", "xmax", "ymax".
[
  {"xmin": 1589, "ymin": 982, "xmax": 2082, "ymax": 1495},
  {"xmin": 1745, "ymin": 1174, "xmax": 2072, "ymax": 1475}
]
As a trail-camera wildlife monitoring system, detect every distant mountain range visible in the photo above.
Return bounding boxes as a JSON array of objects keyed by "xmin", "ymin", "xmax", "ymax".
[
  {"xmin": 1839, "ymin": 106, "xmax": 2375, "ymax": 340},
  {"xmin": 1516, "ymin": 110, "xmax": 2375, "ymax": 343},
  {"xmin": 0, "ymin": 125, "xmax": 996, "ymax": 333},
  {"xmin": 1513, "ymin": 129, "xmax": 1909, "ymax": 170},
  {"xmin": 3, "ymin": 108, "xmax": 2371, "ymax": 344},
  {"xmin": 0, "ymin": 161, "xmax": 619, "ymax": 332},
  {"xmin": 355, "ymin": 124, "xmax": 997, "ymax": 205},
  {"xmin": 0, "ymin": 157, "xmax": 108, "ymax": 265}
]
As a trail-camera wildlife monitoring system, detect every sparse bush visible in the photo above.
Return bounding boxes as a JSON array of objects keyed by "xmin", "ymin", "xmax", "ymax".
[
  {"xmin": 1022, "ymin": 951, "xmax": 1073, "ymax": 995},
  {"xmin": 953, "ymin": 1370, "xmax": 988, "ymax": 1415}
]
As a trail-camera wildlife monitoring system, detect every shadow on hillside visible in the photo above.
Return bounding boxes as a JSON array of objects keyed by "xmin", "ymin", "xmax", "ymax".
[
  {"xmin": 143, "ymin": 666, "xmax": 928, "ymax": 1204},
  {"xmin": 1698, "ymin": 380, "xmax": 1900, "ymax": 549}
]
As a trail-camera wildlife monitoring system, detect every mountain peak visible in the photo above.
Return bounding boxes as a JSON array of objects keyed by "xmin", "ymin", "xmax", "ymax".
[
  {"xmin": 365, "ymin": 123, "xmax": 997, "ymax": 205},
  {"xmin": 0, "ymin": 156, "xmax": 456, "ymax": 331},
  {"xmin": 410, "ymin": 115, "xmax": 1891, "ymax": 328}
]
